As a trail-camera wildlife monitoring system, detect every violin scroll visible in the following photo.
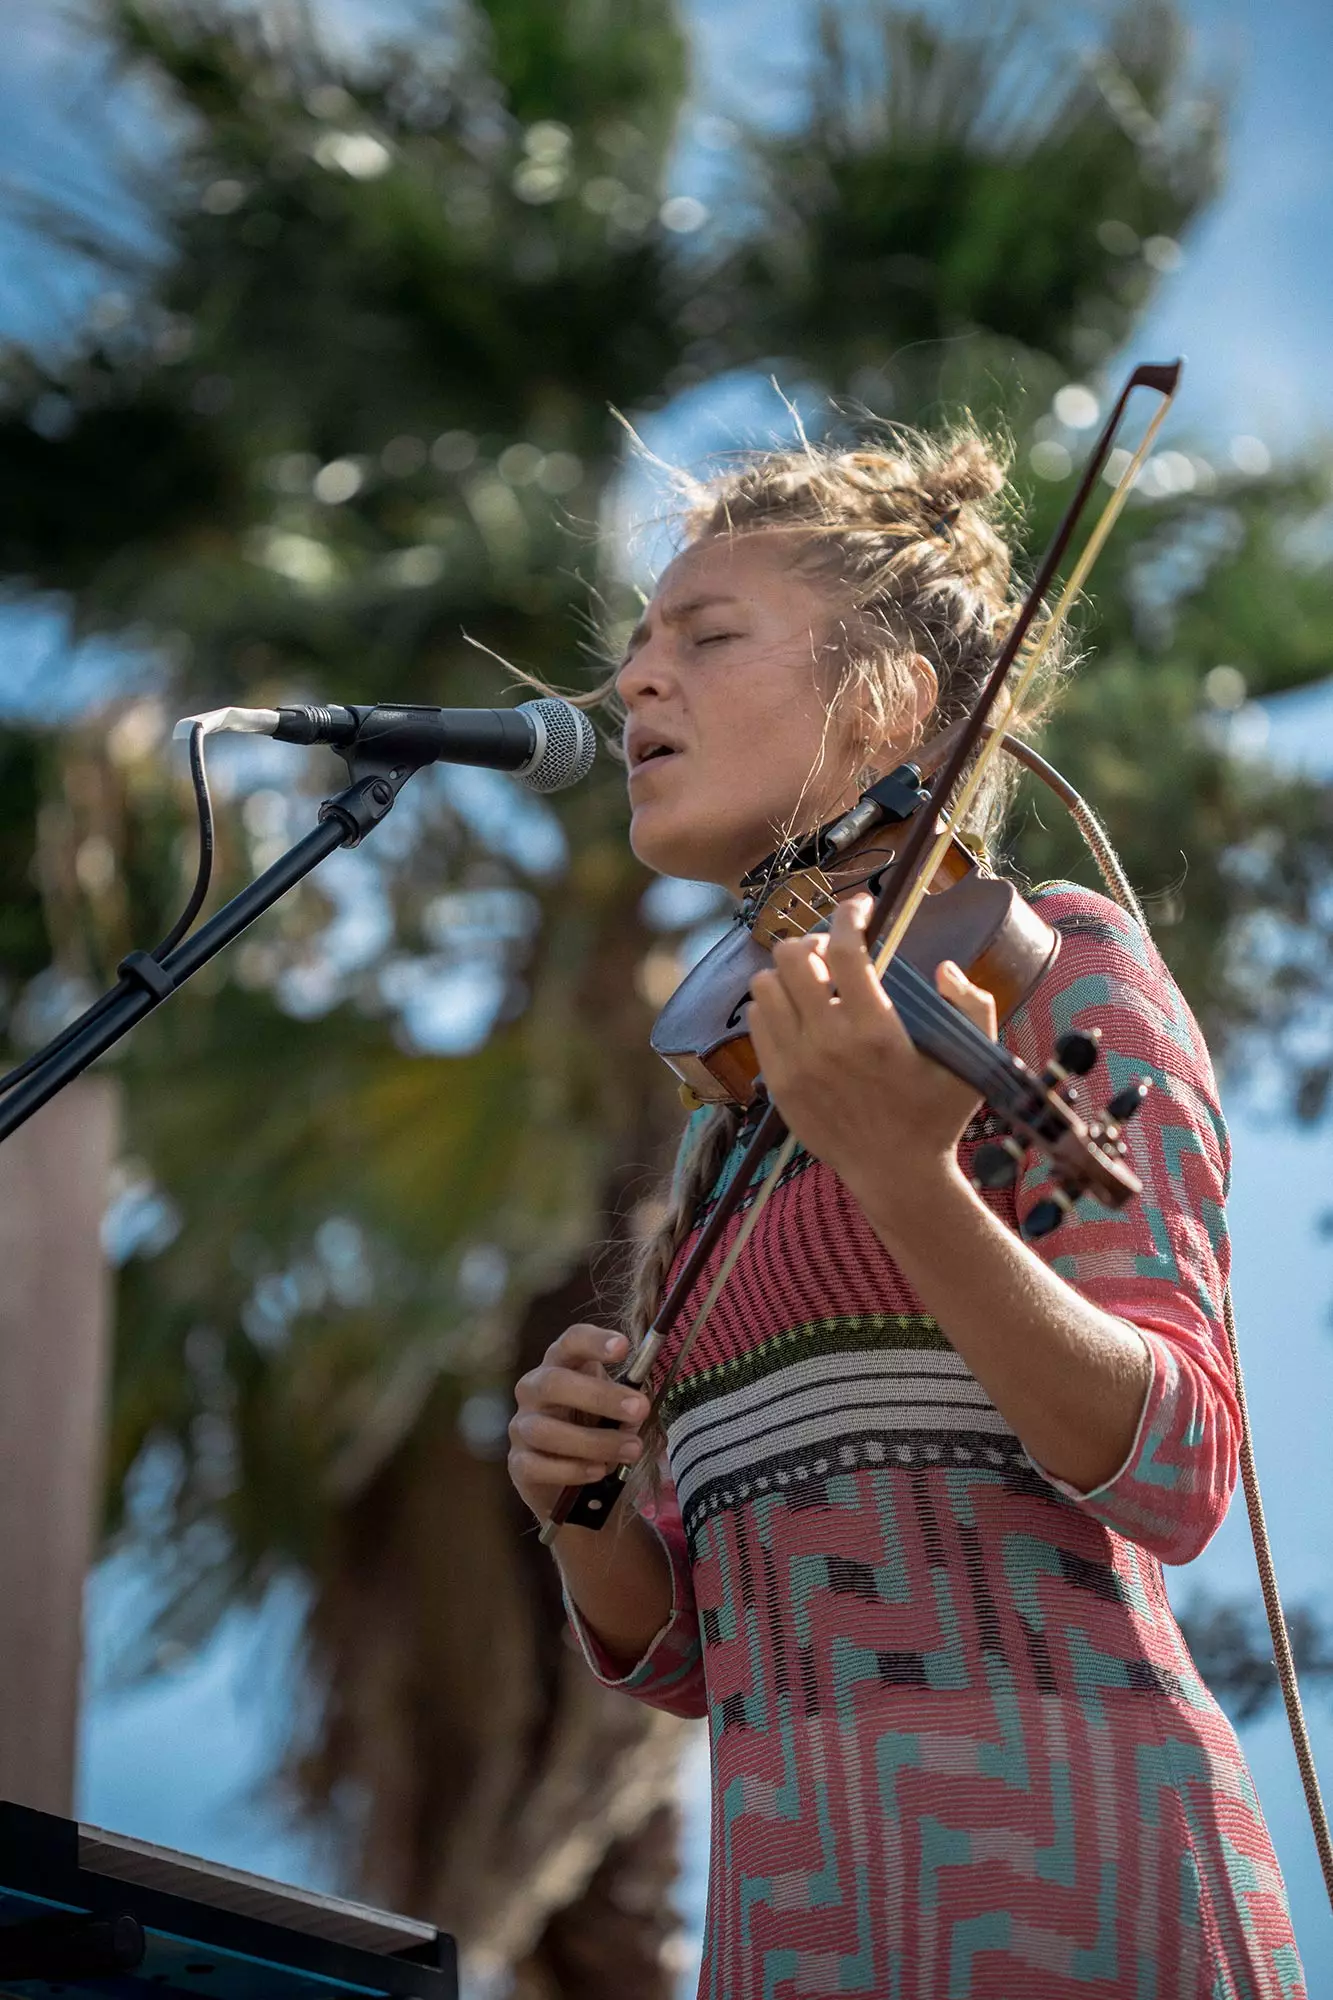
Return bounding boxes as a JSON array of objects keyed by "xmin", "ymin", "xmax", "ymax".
[
  {"xmin": 1047, "ymin": 1030, "xmax": 1102, "ymax": 1080},
  {"xmin": 970, "ymin": 1027, "xmax": 1151, "ymax": 1239}
]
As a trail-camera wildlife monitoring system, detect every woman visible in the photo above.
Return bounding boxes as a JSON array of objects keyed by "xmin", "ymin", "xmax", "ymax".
[{"xmin": 507, "ymin": 428, "xmax": 1305, "ymax": 1998}]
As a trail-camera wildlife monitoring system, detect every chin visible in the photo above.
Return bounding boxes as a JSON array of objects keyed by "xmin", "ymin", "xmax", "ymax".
[{"xmin": 629, "ymin": 805, "xmax": 743, "ymax": 889}]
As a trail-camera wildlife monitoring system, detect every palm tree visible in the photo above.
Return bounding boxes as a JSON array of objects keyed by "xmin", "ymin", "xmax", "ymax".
[{"xmin": 0, "ymin": 0, "xmax": 1330, "ymax": 1990}]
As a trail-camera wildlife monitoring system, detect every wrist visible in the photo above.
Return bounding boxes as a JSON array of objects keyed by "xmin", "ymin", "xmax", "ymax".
[{"xmin": 844, "ymin": 1147, "xmax": 979, "ymax": 1248}]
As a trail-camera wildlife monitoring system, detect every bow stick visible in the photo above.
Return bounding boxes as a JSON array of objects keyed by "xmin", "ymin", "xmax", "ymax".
[{"xmin": 540, "ymin": 358, "xmax": 1182, "ymax": 1543}]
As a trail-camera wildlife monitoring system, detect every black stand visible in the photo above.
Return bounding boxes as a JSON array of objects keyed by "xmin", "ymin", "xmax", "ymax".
[
  {"xmin": 0, "ymin": 1801, "xmax": 457, "ymax": 1999},
  {"xmin": 0, "ymin": 758, "xmax": 411, "ymax": 1146},
  {"xmin": 0, "ymin": 1908, "xmax": 145, "ymax": 1980}
]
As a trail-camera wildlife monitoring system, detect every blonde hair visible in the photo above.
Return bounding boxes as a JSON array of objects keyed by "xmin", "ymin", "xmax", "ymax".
[{"xmin": 615, "ymin": 419, "xmax": 1070, "ymax": 1389}]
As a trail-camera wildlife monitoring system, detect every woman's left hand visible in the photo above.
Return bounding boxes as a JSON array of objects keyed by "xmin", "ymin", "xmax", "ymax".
[{"xmin": 746, "ymin": 892, "xmax": 996, "ymax": 1214}]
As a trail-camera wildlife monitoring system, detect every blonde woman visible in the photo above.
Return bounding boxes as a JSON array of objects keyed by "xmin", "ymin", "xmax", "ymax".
[{"xmin": 508, "ymin": 430, "xmax": 1304, "ymax": 1999}]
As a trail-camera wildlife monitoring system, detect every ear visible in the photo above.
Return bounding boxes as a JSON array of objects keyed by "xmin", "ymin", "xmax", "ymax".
[
  {"xmin": 858, "ymin": 653, "xmax": 939, "ymax": 777},
  {"xmin": 903, "ymin": 652, "xmax": 939, "ymax": 735},
  {"xmin": 840, "ymin": 650, "xmax": 941, "ymax": 791}
]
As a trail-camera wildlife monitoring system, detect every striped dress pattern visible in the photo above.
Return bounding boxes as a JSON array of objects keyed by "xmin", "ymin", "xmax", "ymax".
[{"xmin": 567, "ymin": 882, "xmax": 1306, "ymax": 1999}]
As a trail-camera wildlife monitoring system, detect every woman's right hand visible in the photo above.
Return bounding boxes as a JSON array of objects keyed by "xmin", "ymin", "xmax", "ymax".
[{"xmin": 508, "ymin": 1324, "xmax": 650, "ymax": 1524}]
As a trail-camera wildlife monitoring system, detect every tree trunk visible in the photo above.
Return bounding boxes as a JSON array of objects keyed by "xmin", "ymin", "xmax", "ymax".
[
  {"xmin": 0, "ymin": 1079, "xmax": 118, "ymax": 1811},
  {"xmin": 299, "ymin": 1258, "xmax": 693, "ymax": 1996},
  {"xmin": 296, "ymin": 875, "xmax": 694, "ymax": 1991}
]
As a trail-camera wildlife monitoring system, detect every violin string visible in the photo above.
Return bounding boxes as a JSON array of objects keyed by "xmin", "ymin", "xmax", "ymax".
[
  {"xmin": 883, "ymin": 955, "xmax": 1029, "ymax": 1102},
  {"xmin": 747, "ymin": 862, "xmax": 1034, "ymax": 1098},
  {"xmin": 749, "ymin": 847, "xmax": 896, "ymax": 926},
  {"xmin": 755, "ymin": 887, "xmax": 1030, "ymax": 1107}
]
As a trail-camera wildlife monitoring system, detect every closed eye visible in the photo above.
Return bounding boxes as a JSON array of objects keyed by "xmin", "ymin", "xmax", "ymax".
[{"xmin": 695, "ymin": 630, "xmax": 740, "ymax": 646}]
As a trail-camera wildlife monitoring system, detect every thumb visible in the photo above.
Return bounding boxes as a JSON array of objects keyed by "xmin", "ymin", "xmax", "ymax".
[{"xmin": 936, "ymin": 959, "xmax": 997, "ymax": 1039}]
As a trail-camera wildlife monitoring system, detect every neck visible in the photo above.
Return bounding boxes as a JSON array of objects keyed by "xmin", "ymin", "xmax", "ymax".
[{"xmin": 714, "ymin": 730, "xmax": 943, "ymax": 897}]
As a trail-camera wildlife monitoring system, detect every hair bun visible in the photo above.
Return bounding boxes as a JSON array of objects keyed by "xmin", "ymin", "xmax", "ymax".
[
  {"xmin": 838, "ymin": 434, "xmax": 1006, "ymax": 531},
  {"xmin": 917, "ymin": 435, "xmax": 1007, "ymax": 514}
]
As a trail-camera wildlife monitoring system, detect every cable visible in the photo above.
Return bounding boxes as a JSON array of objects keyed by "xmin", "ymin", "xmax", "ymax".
[
  {"xmin": 0, "ymin": 988, "xmax": 124, "ymax": 1096},
  {"xmin": 999, "ymin": 734, "xmax": 1148, "ymax": 931},
  {"xmin": 0, "ymin": 722, "xmax": 216, "ymax": 1097},
  {"xmin": 1226, "ymin": 1286, "xmax": 1333, "ymax": 1909},
  {"xmin": 149, "ymin": 722, "xmax": 214, "ymax": 959}
]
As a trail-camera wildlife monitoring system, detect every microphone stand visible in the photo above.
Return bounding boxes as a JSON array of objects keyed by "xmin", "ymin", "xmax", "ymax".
[{"xmin": 0, "ymin": 750, "xmax": 417, "ymax": 1147}]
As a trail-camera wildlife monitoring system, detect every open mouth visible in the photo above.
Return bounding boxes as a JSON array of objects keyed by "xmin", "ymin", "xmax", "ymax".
[{"xmin": 631, "ymin": 741, "xmax": 680, "ymax": 770}]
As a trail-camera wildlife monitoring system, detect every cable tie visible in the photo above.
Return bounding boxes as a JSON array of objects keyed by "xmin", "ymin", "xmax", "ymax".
[{"xmin": 117, "ymin": 951, "xmax": 177, "ymax": 1003}]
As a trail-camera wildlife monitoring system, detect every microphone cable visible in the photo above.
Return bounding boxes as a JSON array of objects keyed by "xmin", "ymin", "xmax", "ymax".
[
  {"xmin": 151, "ymin": 719, "xmax": 215, "ymax": 959},
  {"xmin": 0, "ymin": 721, "xmax": 215, "ymax": 1097}
]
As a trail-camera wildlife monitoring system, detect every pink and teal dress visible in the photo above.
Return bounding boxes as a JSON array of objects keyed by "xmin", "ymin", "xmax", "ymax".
[{"xmin": 567, "ymin": 882, "xmax": 1305, "ymax": 1999}]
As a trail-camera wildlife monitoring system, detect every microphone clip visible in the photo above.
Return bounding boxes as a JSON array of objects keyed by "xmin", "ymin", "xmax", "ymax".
[{"xmin": 319, "ymin": 714, "xmax": 444, "ymax": 846}]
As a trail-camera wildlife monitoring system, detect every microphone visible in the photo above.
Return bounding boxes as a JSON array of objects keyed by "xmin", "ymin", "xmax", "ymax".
[{"xmin": 173, "ymin": 696, "xmax": 596, "ymax": 794}]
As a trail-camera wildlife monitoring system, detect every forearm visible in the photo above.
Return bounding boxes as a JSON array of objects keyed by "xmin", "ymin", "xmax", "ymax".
[
  {"xmin": 853, "ymin": 1159, "xmax": 1153, "ymax": 1491},
  {"xmin": 552, "ymin": 1508, "xmax": 675, "ymax": 1665}
]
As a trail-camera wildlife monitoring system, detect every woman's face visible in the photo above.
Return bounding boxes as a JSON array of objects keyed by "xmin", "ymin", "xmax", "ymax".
[{"xmin": 617, "ymin": 532, "xmax": 919, "ymax": 891}]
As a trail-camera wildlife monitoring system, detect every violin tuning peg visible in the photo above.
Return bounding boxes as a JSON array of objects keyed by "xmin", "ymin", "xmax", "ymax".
[
  {"xmin": 972, "ymin": 1137, "xmax": 1024, "ymax": 1190},
  {"xmin": 1053, "ymin": 1029, "xmax": 1101, "ymax": 1077},
  {"xmin": 1021, "ymin": 1188, "xmax": 1077, "ymax": 1240},
  {"xmin": 1105, "ymin": 1079, "xmax": 1150, "ymax": 1124}
]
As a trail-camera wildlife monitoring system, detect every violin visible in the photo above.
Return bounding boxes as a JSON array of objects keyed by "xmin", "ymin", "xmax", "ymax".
[{"xmin": 651, "ymin": 760, "xmax": 1147, "ymax": 1226}]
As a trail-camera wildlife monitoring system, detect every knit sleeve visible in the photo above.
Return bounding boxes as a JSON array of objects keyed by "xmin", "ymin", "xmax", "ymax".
[
  {"xmin": 999, "ymin": 881, "xmax": 1237, "ymax": 1565},
  {"xmin": 563, "ymin": 1470, "xmax": 707, "ymax": 1719},
  {"xmin": 563, "ymin": 1109, "xmax": 711, "ymax": 1717}
]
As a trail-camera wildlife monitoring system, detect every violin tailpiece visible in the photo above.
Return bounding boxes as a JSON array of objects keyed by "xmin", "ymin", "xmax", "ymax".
[{"xmin": 751, "ymin": 869, "xmax": 836, "ymax": 947}]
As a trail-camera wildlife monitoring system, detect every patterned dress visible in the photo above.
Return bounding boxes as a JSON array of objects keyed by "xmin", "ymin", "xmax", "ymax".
[{"xmin": 567, "ymin": 882, "xmax": 1306, "ymax": 1999}]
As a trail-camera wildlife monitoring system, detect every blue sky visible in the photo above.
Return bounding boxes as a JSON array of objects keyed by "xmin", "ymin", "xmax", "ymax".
[
  {"xmin": 682, "ymin": 0, "xmax": 1333, "ymax": 451},
  {"xmin": 0, "ymin": 0, "xmax": 1330, "ymax": 1990}
]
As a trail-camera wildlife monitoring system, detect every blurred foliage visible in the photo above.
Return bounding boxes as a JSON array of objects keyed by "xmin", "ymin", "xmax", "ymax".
[
  {"xmin": 1007, "ymin": 459, "xmax": 1333, "ymax": 1069},
  {"xmin": 731, "ymin": 0, "xmax": 1222, "ymax": 408},
  {"xmin": 0, "ymin": 0, "xmax": 1331, "ymax": 1967},
  {"xmin": 0, "ymin": 732, "xmax": 50, "ymax": 988},
  {"xmin": 1177, "ymin": 1591, "xmax": 1333, "ymax": 1725}
]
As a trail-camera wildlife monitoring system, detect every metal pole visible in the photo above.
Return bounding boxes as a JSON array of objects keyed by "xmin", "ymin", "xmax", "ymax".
[{"xmin": 0, "ymin": 816, "xmax": 349, "ymax": 1144}]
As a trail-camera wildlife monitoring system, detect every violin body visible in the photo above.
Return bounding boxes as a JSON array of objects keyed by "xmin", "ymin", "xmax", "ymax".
[{"xmin": 652, "ymin": 833, "xmax": 1060, "ymax": 1108}]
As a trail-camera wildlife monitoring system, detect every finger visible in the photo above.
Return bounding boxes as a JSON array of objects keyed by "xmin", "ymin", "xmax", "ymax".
[
  {"xmin": 935, "ymin": 959, "xmax": 997, "ymax": 1039},
  {"xmin": 517, "ymin": 1364, "xmax": 649, "ymax": 1426},
  {"xmin": 768, "ymin": 934, "xmax": 837, "ymax": 1029},
  {"xmin": 824, "ymin": 895, "xmax": 897, "ymax": 1023},
  {"xmin": 512, "ymin": 1410, "xmax": 645, "ymax": 1463},
  {"xmin": 747, "ymin": 963, "xmax": 802, "ymax": 1040},
  {"xmin": 508, "ymin": 1446, "xmax": 620, "ymax": 1489},
  {"xmin": 550, "ymin": 1324, "xmax": 630, "ymax": 1373}
]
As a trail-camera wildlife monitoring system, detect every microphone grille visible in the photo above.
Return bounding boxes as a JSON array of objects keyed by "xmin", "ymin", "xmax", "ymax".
[{"xmin": 517, "ymin": 698, "xmax": 597, "ymax": 793}]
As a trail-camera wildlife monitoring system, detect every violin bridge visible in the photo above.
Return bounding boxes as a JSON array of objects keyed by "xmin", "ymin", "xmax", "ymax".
[{"xmin": 751, "ymin": 867, "xmax": 837, "ymax": 947}]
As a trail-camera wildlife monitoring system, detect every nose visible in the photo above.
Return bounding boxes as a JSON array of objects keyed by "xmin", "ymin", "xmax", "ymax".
[{"xmin": 615, "ymin": 624, "xmax": 675, "ymax": 709}]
